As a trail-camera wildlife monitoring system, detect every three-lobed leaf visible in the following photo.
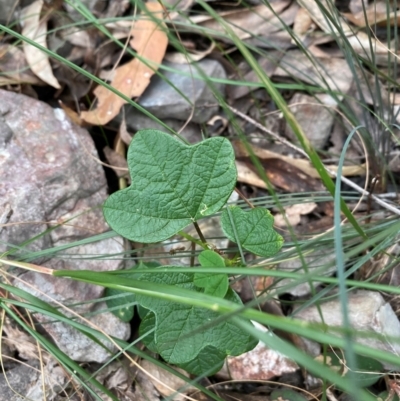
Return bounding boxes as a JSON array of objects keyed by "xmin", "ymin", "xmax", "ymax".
[
  {"xmin": 221, "ymin": 206, "xmax": 283, "ymax": 257},
  {"xmin": 102, "ymin": 130, "xmax": 284, "ymax": 376},
  {"xmin": 103, "ymin": 129, "xmax": 237, "ymax": 243},
  {"xmin": 137, "ymin": 270, "xmax": 257, "ymax": 370}
]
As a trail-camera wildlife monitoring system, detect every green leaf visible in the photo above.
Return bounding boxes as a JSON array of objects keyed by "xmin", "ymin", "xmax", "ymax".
[
  {"xmin": 136, "ymin": 270, "xmax": 257, "ymax": 371},
  {"xmin": 352, "ymin": 354, "xmax": 384, "ymax": 387},
  {"xmin": 103, "ymin": 129, "xmax": 237, "ymax": 243},
  {"xmin": 221, "ymin": 206, "xmax": 283, "ymax": 257},
  {"xmin": 194, "ymin": 250, "xmax": 228, "ymax": 298},
  {"xmin": 378, "ymin": 392, "xmax": 399, "ymax": 401},
  {"xmin": 105, "ymin": 261, "xmax": 159, "ymax": 322},
  {"xmin": 271, "ymin": 389, "xmax": 308, "ymax": 401},
  {"xmin": 139, "ymin": 311, "xmax": 157, "ymax": 352},
  {"xmin": 105, "ymin": 273, "xmax": 137, "ymax": 322},
  {"xmin": 177, "ymin": 346, "xmax": 226, "ymax": 376}
]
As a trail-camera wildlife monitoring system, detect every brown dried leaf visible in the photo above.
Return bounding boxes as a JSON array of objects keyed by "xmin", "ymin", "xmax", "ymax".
[
  {"xmin": 81, "ymin": 2, "xmax": 168, "ymax": 125},
  {"xmin": 343, "ymin": 2, "xmax": 398, "ymax": 28},
  {"xmin": 347, "ymin": 31, "xmax": 397, "ymax": 64},
  {"xmin": 0, "ymin": 44, "xmax": 43, "ymax": 86},
  {"xmin": 298, "ymin": 0, "xmax": 353, "ymax": 36},
  {"xmin": 274, "ymin": 50, "xmax": 354, "ymax": 95},
  {"xmin": 188, "ymin": 1, "xmax": 291, "ymax": 41},
  {"xmin": 237, "ymin": 156, "xmax": 323, "ymax": 192},
  {"xmin": 274, "ymin": 202, "xmax": 317, "ymax": 228},
  {"xmin": 235, "ymin": 160, "xmax": 266, "ymax": 188},
  {"xmin": 140, "ymin": 360, "xmax": 194, "ymax": 400},
  {"xmin": 232, "ymin": 140, "xmax": 366, "ymax": 179},
  {"xmin": 164, "ymin": 41, "xmax": 215, "ymax": 64},
  {"xmin": 293, "ymin": 6, "xmax": 313, "ymax": 38},
  {"xmin": 3, "ymin": 319, "xmax": 45, "ymax": 362},
  {"xmin": 103, "ymin": 146, "xmax": 129, "ymax": 180},
  {"xmin": 20, "ymin": 0, "xmax": 61, "ymax": 89},
  {"xmin": 162, "ymin": 0, "xmax": 195, "ymax": 20},
  {"xmin": 119, "ymin": 118, "xmax": 133, "ymax": 145}
]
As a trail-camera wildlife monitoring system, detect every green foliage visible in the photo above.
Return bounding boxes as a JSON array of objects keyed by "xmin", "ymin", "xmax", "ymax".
[
  {"xmin": 103, "ymin": 129, "xmax": 237, "ymax": 243},
  {"xmin": 378, "ymin": 391, "xmax": 399, "ymax": 401},
  {"xmin": 194, "ymin": 250, "xmax": 228, "ymax": 298},
  {"xmin": 177, "ymin": 345, "xmax": 226, "ymax": 376},
  {"xmin": 103, "ymin": 129, "xmax": 282, "ymax": 375},
  {"xmin": 105, "ymin": 261, "xmax": 160, "ymax": 322},
  {"xmin": 221, "ymin": 206, "xmax": 283, "ymax": 257},
  {"xmin": 270, "ymin": 389, "xmax": 308, "ymax": 401},
  {"xmin": 105, "ymin": 278, "xmax": 136, "ymax": 322},
  {"xmin": 137, "ymin": 270, "xmax": 257, "ymax": 374}
]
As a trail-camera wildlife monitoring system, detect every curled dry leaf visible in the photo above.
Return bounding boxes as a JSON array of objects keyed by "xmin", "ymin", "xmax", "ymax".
[
  {"xmin": 232, "ymin": 140, "xmax": 366, "ymax": 179},
  {"xmin": 275, "ymin": 50, "xmax": 354, "ymax": 96},
  {"xmin": 103, "ymin": 146, "xmax": 129, "ymax": 179},
  {"xmin": 0, "ymin": 44, "xmax": 43, "ymax": 86},
  {"xmin": 236, "ymin": 160, "xmax": 266, "ymax": 188},
  {"xmin": 140, "ymin": 359, "xmax": 194, "ymax": 400},
  {"xmin": 347, "ymin": 31, "xmax": 398, "ymax": 64},
  {"xmin": 298, "ymin": 0, "xmax": 353, "ymax": 36},
  {"xmin": 293, "ymin": 6, "xmax": 313, "ymax": 39},
  {"xmin": 119, "ymin": 118, "xmax": 133, "ymax": 145},
  {"xmin": 3, "ymin": 318, "xmax": 45, "ymax": 362},
  {"xmin": 81, "ymin": 2, "xmax": 168, "ymax": 125},
  {"xmin": 274, "ymin": 202, "xmax": 318, "ymax": 228},
  {"xmin": 188, "ymin": 1, "xmax": 291, "ymax": 41},
  {"xmin": 164, "ymin": 41, "xmax": 215, "ymax": 64},
  {"xmin": 20, "ymin": 0, "xmax": 61, "ymax": 89},
  {"xmin": 163, "ymin": 0, "xmax": 195, "ymax": 20},
  {"xmin": 343, "ymin": 2, "xmax": 399, "ymax": 28}
]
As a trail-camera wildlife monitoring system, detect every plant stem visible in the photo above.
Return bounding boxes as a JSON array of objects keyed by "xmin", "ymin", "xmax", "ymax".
[
  {"xmin": 234, "ymin": 187, "xmax": 254, "ymax": 208},
  {"xmin": 190, "ymin": 241, "xmax": 195, "ymax": 267},
  {"xmin": 193, "ymin": 221, "xmax": 207, "ymax": 244},
  {"xmin": 178, "ymin": 231, "xmax": 206, "ymax": 249}
]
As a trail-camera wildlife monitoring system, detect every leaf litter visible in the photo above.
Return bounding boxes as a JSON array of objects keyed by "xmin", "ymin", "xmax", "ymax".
[
  {"xmin": 81, "ymin": 2, "xmax": 168, "ymax": 125},
  {"xmin": 2, "ymin": 0, "xmax": 400, "ymax": 399},
  {"xmin": 20, "ymin": 0, "xmax": 61, "ymax": 89}
]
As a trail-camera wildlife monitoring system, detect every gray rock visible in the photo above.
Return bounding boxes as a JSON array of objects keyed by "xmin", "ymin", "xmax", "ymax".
[
  {"xmin": 122, "ymin": 107, "xmax": 203, "ymax": 144},
  {"xmin": 0, "ymin": 1, "xmax": 39, "ymax": 25},
  {"xmin": 0, "ymin": 0, "xmax": 20, "ymax": 25},
  {"xmin": 19, "ymin": 358, "xmax": 68, "ymax": 401},
  {"xmin": 0, "ymin": 361, "xmax": 40, "ymax": 401},
  {"xmin": 40, "ymin": 302, "xmax": 130, "ymax": 363},
  {"xmin": 220, "ymin": 322, "xmax": 298, "ymax": 380},
  {"xmin": 285, "ymin": 93, "xmax": 336, "ymax": 150},
  {"xmin": 275, "ymin": 50, "xmax": 353, "ymax": 96},
  {"xmin": 64, "ymin": 0, "xmax": 107, "ymax": 21},
  {"xmin": 137, "ymin": 60, "xmax": 226, "ymax": 124},
  {"xmin": 294, "ymin": 290, "xmax": 400, "ymax": 369},
  {"xmin": 276, "ymin": 248, "xmax": 336, "ymax": 297},
  {"xmin": 0, "ymin": 89, "xmax": 129, "ymax": 363}
]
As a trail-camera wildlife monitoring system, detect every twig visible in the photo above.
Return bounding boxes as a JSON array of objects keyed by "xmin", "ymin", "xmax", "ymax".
[{"xmin": 227, "ymin": 104, "xmax": 400, "ymax": 216}]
